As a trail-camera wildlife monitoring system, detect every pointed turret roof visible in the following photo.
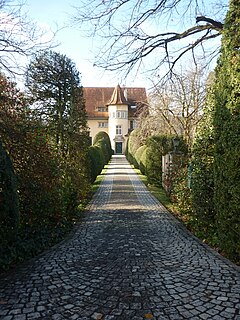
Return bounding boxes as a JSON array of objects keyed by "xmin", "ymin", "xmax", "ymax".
[{"xmin": 107, "ymin": 84, "xmax": 128, "ymax": 105}]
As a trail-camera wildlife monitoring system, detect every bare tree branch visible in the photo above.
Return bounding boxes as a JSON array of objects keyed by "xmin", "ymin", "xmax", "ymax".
[
  {"xmin": 196, "ymin": 16, "xmax": 224, "ymax": 30},
  {"xmin": 0, "ymin": 0, "xmax": 58, "ymax": 76},
  {"xmin": 73, "ymin": 0, "xmax": 228, "ymax": 79}
]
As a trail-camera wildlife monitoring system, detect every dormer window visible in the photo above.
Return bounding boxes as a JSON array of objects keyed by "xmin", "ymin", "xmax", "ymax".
[{"xmin": 97, "ymin": 106, "xmax": 108, "ymax": 112}]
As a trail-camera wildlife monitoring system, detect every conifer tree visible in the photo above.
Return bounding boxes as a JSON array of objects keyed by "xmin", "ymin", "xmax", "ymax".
[{"xmin": 26, "ymin": 51, "xmax": 89, "ymax": 156}]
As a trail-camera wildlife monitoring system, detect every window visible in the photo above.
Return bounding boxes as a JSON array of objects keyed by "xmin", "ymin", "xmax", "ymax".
[
  {"xmin": 98, "ymin": 122, "xmax": 108, "ymax": 128},
  {"xmin": 130, "ymin": 120, "xmax": 137, "ymax": 130},
  {"xmin": 116, "ymin": 110, "xmax": 128, "ymax": 119},
  {"xmin": 97, "ymin": 106, "xmax": 108, "ymax": 112},
  {"xmin": 116, "ymin": 125, "xmax": 122, "ymax": 135}
]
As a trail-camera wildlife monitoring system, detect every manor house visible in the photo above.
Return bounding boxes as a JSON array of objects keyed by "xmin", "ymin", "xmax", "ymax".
[{"xmin": 83, "ymin": 84, "xmax": 148, "ymax": 154}]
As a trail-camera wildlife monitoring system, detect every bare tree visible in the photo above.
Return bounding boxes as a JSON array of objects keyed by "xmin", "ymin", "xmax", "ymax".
[
  {"xmin": 74, "ymin": 0, "xmax": 228, "ymax": 79},
  {"xmin": 0, "ymin": 0, "xmax": 56, "ymax": 75},
  {"xmin": 137, "ymin": 66, "xmax": 206, "ymax": 147}
]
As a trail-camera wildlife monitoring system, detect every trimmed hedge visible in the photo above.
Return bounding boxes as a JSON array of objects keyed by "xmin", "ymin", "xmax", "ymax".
[
  {"xmin": 135, "ymin": 145, "xmax": 147, "ymax": 170},
  {"xmin": 126, "ymin": 131, "xmax": 187, "ymax": 186},
  {"xmin": 89, "ymin": 131, "xmax": 113, "ymax": 183},
  {"xmin": 125, "ymin": 129, "xmax": 142, "ymax": 168},
  {"xmin": 191, "ymin": 82, "xmax": 216, "ymax": 240},
  {"xmin": 213, "ymin": 0, "xmax": 240, "ymax": 260}
]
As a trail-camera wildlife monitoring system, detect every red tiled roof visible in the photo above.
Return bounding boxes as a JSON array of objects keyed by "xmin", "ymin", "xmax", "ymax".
[{"xmin": 83, "ymin": 85, "xmax": 147, "ymax": 118}]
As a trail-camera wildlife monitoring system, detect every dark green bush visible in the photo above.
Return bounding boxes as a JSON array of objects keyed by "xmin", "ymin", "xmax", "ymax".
[
  {"xmin": 88, "ymin": 145, "xmax": 105, "ymax": 183},
  {"xmin": 191, "ymin": 83, "xmax": 216, "ymax": 241},
  {"xmin": 0, "ymin": 142, "xmax": 19, "ymax": 234},
  {"xmin": 93, "ymin": 131, "xmax": 113, "ymax": 162},
  {"xmin": 213, "ymin": 0, "xmax": 240, "ymax": 260},
  {"xmin": 145, "ymin": 135, "xmax": 174, "ymax": 185},
  {"xmin": 88, "ymin": 131, "xmax": 113, "ymax": 183},
  {"xmin": 139, "ymin": 146, "xmax": 148, "ymax": 175},
  {"xmin": 126, "ymin": 129, "xmax": 143, "ymax": 167}
]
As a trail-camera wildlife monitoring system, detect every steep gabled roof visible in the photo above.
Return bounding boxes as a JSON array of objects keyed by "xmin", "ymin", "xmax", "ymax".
[
  {"xmin": 107, "ymin": 84, "xmax": 128, "ymax": 105},
  {"xmin": 83, "ymin": 85, "xmax": 147, "ymax": 118}
]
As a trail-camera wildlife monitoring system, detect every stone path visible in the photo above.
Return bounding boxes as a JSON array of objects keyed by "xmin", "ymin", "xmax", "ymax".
[{"xmin": 0, "ymin": 155, "xmax": 240, "ymax": 320}]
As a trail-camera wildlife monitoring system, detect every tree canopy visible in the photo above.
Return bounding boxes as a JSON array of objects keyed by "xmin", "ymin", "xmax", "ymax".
[{"xmin": 25, "ymin": 50, "xmax": 89, "ymax": 155}]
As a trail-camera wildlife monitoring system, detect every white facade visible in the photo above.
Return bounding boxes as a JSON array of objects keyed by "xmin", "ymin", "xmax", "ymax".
[
  {"xmin": 108, "ymin": 104, "xmax": 129, "ymax": 154},
  {"xmin": 84, "ymin": 85, "xmax": 147, "ymax": 154}
]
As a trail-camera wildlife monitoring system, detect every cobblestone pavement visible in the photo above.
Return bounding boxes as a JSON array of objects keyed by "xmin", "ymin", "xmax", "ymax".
[{"xmin": 0, "ymin": 155, "xmax": 240, "ymax": 320}]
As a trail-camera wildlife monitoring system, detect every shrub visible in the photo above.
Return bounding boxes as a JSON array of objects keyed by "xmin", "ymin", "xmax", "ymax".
[
  {"xmin": 126, "ymin": 129, "xmax": 142, "ymax": 167},
  {"xmin": 213, "ymin": 0, "xmax": 240, "ymax": 260},
  {"xmin": 135, "ymin": 145, "xmax": 147, "ymax": 170},
  {"xmin": 191, "ymin": 81, "xmax": 216, "ymax": 240},
  {"xmin": 93, "ymin": 131, "xmax": 113, "ymax": 162},
  {"xmin": 145, "ymin": 135, "xmax": 173, "ymax": 185},
  {"xmin": 171, "ymin": 165, "xmax": 192, "ymax": 218},
  {"xmin": 88, "ymin": 145, "xmax": 105, "ymax": 183},
  {"xmin": 139, "ymin": 146, "xmax": 148, "ymax": 175}
]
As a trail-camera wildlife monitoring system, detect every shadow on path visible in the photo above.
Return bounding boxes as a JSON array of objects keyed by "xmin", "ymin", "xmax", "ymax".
[{"xmin": 0, "ymin": 155, "xmax": 239, "ymax": 320}]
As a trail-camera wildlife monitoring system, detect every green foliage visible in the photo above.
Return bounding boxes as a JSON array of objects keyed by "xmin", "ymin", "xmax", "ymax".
[
  {"xmin": 145, "ymin": 135, "xmax": 173, "ymax": 185},
  {"xmin": 171, "ymin": 163, "xmax": 192, "ymax": 217},
  {"xmin": 135, "ymin": 145, "xmax": 147, "ymax": 174},
  {"xmin": 126, "ymin": 128, "xmax": 142, "ymax": 167},
  {"xmin": 93, "ymin": 131, "xmax": 112, "ymax": 151},
  {"xmin": 139, "ymin": 146, "xmax": 148, "ymax": 175},
  {"xmin": 191, "ymin": 82, "xmax": 216, "ymax": 239},
  {"xmin": 0, "ymin": 141, "xmax": 19, "ymax": 232},
  {"xmin": 88, "ymin": 145, "xmax": 105, "ymax": 183},
  {"xmin": 26, "ymin": 50, "xmax": 89, "ymax": 155},
  {"xmin": 0, "ymin": 66, "xmax": 91, "ymax": 271},
  {"xmin": 93, "ymin": 131, "xmax": 113, "ymax": 163},
  {"xmin": 213, "ymin": 0, "xmax": 240, "ymax": 260},
  {"xmin": 88, "ymin": 131, "xmax": 112, "ymax": 183},
  {"xmin": 126, "ymin": 131, "xmax": 187, "ymax": 186}
]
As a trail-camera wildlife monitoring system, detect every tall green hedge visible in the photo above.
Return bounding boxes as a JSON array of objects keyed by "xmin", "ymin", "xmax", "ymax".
[
  {"xmin": 0, "ymin": 141, "xmax": 19, "ymax": 240},
  {"xmin": 88, "ymin": 145, "xmax": 105, "ymax": 182},
  {"xmin": 93, "ymin": 131, "xmax": 113, "ymax": 163},
  {"xmin": 135, "ymin": 145, "xmax": 147, "ymax": 170},
  {"xmin": 213, "ymin": 0, "xmax": 240, "ymax": 259},
  {"xmin": 145, "ymin": 135, "xmax": 173, "ymax": 185},
  {"xmin": 89, "ymin": 131, "xmax": 113, "ymax": 183},
  {"xmin": 125, "ymin": 128, "xmax": 142, "ymax": 167},
  {"xmin": 191, "ymin": 82, "xmax": 216, "ymax": 238},
  {"xmin": 126, "ymin": 132, "xmax": 187, "ymax": 186}
]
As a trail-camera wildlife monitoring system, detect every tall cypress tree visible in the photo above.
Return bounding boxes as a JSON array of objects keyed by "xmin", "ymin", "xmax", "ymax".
[{"xmin": 214, "ymin": 0, "xmax": 240, "ymax": 259}]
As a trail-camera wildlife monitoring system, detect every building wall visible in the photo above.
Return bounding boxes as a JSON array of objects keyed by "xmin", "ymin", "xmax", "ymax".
[
  {"xmin": 84, "ymin": 86, "xmax": 147, "ymax": 154},
  {"xmin": 88, "ymin": 119, "xmax": 109, "ymax": 144},
  {"xmin": 108, "ymin": 104, "xmax": 129, "ymax": 154}
]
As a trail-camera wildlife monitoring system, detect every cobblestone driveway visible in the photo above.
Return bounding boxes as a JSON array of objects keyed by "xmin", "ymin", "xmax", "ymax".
[{"xmin": 0, "ymin": 155, "xmax": 240, "ymax": 320}]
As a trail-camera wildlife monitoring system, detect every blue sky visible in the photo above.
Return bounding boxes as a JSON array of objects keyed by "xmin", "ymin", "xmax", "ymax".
[
  {"xmin": 24, "ymin": 0, "xmax": 147, "ymax": 88},
  {"xmin": 22, "ymin": 0, "xmax": 228, "ymax": 90}
]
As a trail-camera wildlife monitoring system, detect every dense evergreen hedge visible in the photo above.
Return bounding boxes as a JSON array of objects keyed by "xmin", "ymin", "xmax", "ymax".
[
  {"xmin": 89, "ymin": 131, "xmax": 113, "ymax": 182},
  {"xmin": 213, "ymin": 0, "xmax": 240, "ymax": 260},
  {"xmin": 126, "ymin": 131, "xmax": 187, "ymax": 186},
  {"xmin": 93, "ymin": 131, "xmax": 113, "ymax": 163},
  {"xmin": 191, "ymin": 83, "xmax": 216, "ymax": 239},
  {"xmin": 125, "ymin": 129, "xmax": 142, "ymax": 168},
  {"xmin": 134, "ymin": 145, "xmax": 147, "ymax": 170}
]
